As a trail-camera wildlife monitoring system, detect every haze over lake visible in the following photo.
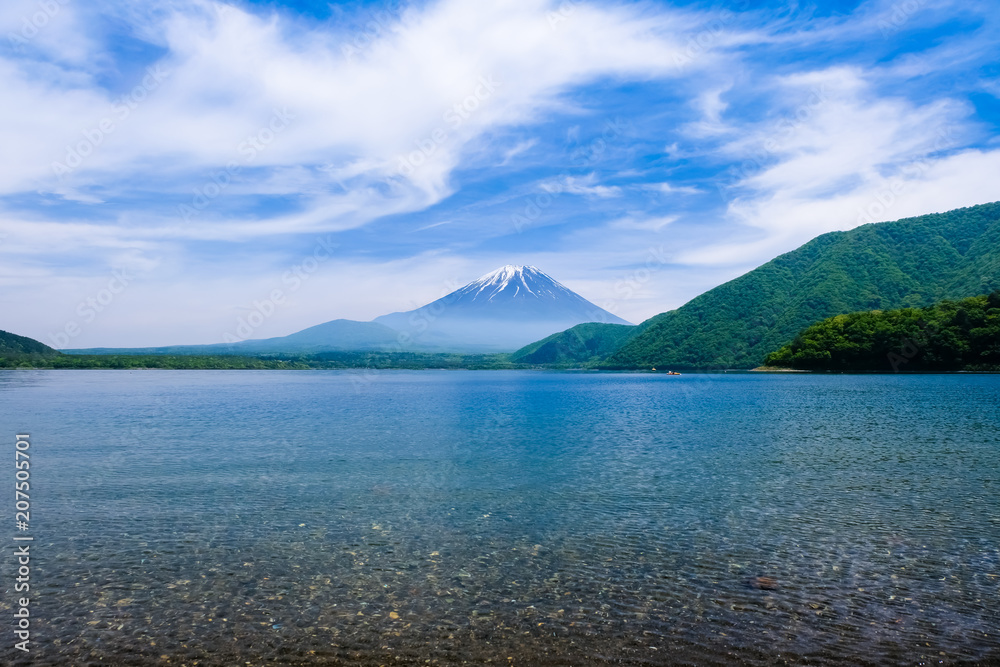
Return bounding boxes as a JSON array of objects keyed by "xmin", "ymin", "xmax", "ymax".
[{"xmin": 3, "ymin": 370, "xmax": 998, "ymax": 666}]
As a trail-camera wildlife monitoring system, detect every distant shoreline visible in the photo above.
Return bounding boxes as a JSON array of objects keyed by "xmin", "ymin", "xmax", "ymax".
[{"xmin": 3, "ymin": 362, "xmax": 999, "ymax": 374}]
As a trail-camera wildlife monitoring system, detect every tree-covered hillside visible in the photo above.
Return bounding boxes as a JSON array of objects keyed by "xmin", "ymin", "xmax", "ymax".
[
  {"xmin": 0, "ymin": 329, "xmax": 60, "ymax": 366},
  {"xmin": 511, "ymin": 322, "xmax": 638, "ymax": 365},
  {"xmin": 763, "ymin": 292, "xmax": 1000, "ymax": 371},
  {"xmin": 602, "ymin": 201, "xmax": 1000, "ymax": 369}
]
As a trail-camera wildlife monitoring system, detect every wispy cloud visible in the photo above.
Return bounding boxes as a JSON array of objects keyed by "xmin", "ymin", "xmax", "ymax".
[
  {"xmin": 609, "ymin": 215, "xmax": 677, "ymax": 232},
  {"xmin": 540, "ymin": 174, "xmax": 623, "ymax": 198},
  {"xmin": 500, "ymin": 138, "xmax": 539, "ymax": 165},
  {"xmin": 645, "ymin": 182, "xmax": 702, "ymax": 196}
]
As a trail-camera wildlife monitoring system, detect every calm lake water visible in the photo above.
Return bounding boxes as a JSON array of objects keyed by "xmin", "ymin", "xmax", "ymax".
[{"xmin": 1, "ymin": 370, "xmax": 998, "ymax": 666}]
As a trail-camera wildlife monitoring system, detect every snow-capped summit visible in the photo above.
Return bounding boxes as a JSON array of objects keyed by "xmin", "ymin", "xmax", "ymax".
[
  {"xmin": 457, "ymin": 265, "xmax": 586, "ymax": 303},
  {"xmin": 373, "ymin": 265, "xmax": 630, "ymax": 351},
  {"xmin": 469, "ymin": 264, "xmax": 541, "ymax": 289}
]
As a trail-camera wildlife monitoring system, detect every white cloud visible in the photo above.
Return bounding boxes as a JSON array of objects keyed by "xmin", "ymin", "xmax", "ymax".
[
  {"xmin": 499, "ymin": 138, "xmax": 539, "ymax": 165},
  {"xmin": 609, "ymin": 215, "xmax": 677, "ymax": 232},
  {"xmin": 540, "ymin": 173, "xmax": 622, "ymax": 198},
  {"xmin": 645, "ymin": 182, "xmax": 702, "ymax": 196},
  {"xmin": 672, "ymin": 66, "xmax": 991, "ymax": 264},
  {"xmin": 682, "ymin": 82, "xmax": 733, "ymax": 137},
  {"xmin": 0, "ymin": 0, "xmax": 697, "ymax": 240},
  {"xmin": 413, "ymin": 220, "xmax": 454, "ymax": 232},
  {"xmin": 0, "ymin": 0, "xmax": 97, "ymax": 65}
]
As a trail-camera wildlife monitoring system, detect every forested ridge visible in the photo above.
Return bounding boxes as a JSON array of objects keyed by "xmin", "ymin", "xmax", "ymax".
[
  {"xmin": 602, "ymin": 201, "xmax": 1000, "ymax": 369},
  {"xmin": 764, "ymin": 292, "xmax": 1000, "ymax": 371}
]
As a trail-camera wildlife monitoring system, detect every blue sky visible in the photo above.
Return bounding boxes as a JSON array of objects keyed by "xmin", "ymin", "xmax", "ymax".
[{"xmin": 2, "ymin": 0, "xmax": 999, "ymax": 347}]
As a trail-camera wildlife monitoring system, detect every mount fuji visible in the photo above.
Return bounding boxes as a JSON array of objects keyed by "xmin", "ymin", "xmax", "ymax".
[
  {"xmin": 67, "ymin": 265, "xmax": 628, "ymax": 355},
  {"xmin": 374, "ymin": 265, "xmax": 630, "ymax": 351}
]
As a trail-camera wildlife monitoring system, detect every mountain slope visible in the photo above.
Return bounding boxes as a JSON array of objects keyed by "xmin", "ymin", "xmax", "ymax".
[
  {"xmin": 374, "ymin": 265, "xmax": 630, "ymax": 351},
  {"xmin": 237, "ymin": 319, "xmax": 400, "ymax": 353},
  {"xmin": 511, "ymin": 322, "xmax": 639, "ymax": 365},
  {"xmin": 69, "ymin": 319, "xmax": 400, "ymax": 356},
  {"xmin": 0, "ymin": 329, "xmax": 60, "ymax": 360},
  {"xmin": 602, "ymin": 201, "xmax": 1000, "ymax": 369}
]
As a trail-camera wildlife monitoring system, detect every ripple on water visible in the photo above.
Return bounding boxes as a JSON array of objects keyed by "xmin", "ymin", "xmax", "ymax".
[{"xmin": 0, "ymin": 371, "xmax": 998, "ymax": 665}]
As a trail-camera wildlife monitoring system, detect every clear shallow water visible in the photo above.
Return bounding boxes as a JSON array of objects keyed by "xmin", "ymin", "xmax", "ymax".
[{"xmin": 1, "ymin": 370, "xmax": 998, "ymax": 666}]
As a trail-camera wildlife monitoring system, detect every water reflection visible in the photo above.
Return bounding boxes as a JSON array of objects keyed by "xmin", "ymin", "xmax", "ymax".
[{"xmin": 1, "ymin": 371, "xmax": 998, "ymax": 665}]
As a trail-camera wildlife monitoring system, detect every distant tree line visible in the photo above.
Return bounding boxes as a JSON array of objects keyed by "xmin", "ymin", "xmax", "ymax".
[{"xmin": 0, "ymin": 351, "xmax": 522, "ymax": 370}]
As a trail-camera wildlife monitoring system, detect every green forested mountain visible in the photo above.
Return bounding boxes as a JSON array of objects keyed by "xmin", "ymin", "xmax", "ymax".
[
  {"xmin": 601, "ymin": 201, "xmax": 1000, "ymax": 369},
  {"xmin": 764, "ymin": 292, "xmax": 1000, "ymax": 371},
  {"xmin": 511, "ymin": 322, "xmax": 639, "ymax": 365},
  {"xmin": 0, "ymin": 329, "xmax": 60, "ymax": 365}
]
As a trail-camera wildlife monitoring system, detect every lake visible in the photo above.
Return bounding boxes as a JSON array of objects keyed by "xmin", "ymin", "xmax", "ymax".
[{"xmin": 1, "ymin": 370, "xmax": 998, "ymax": 665}]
